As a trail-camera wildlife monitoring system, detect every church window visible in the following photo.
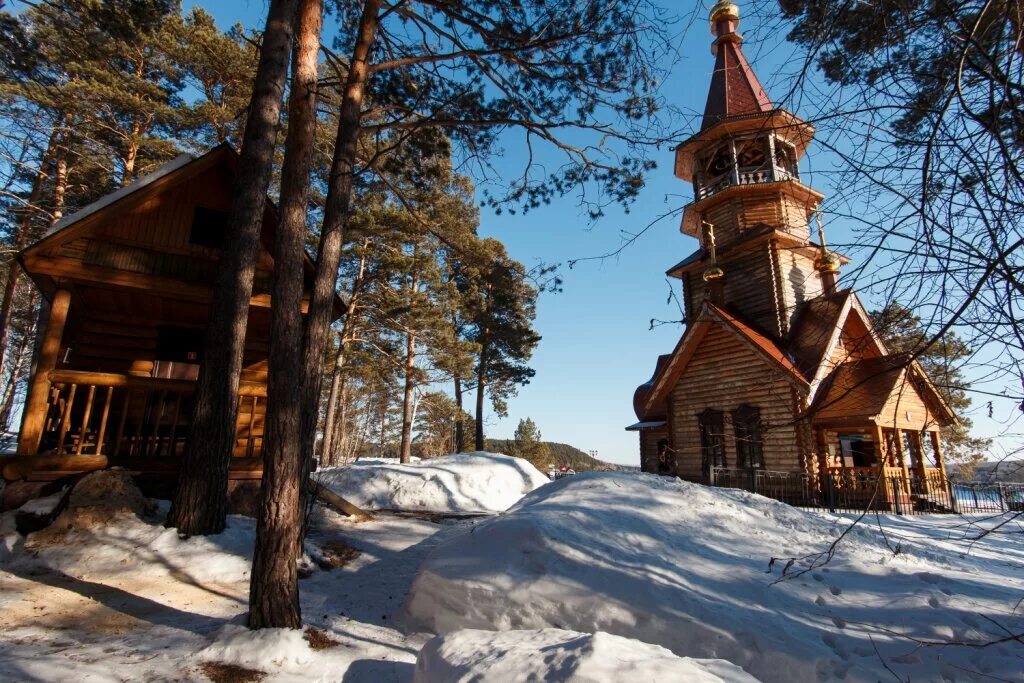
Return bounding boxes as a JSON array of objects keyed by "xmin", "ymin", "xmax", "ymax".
[
  {"xmin": 699, "ymin": 408, "xmax": 727, "ymax": 472},
  {"xmin": 732, "ymin": 404, "xmax": 765, "ymax": 469},
  {"xmin": 706, "ymin": 144, "xmax": 733, "ymax": 177},
  {"xmin": 774, "ymin": 141, "xmax": 798, "ymax": 179},
  {"xmin": 735, "ymin": 137, "xmax": 767, "ymax": 169}
]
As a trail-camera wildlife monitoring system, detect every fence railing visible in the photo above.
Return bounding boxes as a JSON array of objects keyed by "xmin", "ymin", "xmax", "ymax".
[
  {"xmin": 39, "ymin": 369, "xmax": 266, "ymax": 459},
  {"xmin": 709, "ymin": 466, "xmax": 1024, "ymax": 515}
]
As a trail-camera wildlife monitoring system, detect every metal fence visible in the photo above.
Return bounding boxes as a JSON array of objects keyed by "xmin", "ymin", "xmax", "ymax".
[{"xmin": 708, "ymin": 467, "xmax": 1024, "ymax": 515}]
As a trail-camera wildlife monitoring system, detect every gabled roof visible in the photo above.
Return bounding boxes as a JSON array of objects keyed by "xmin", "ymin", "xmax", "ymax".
[
  {"xmin": 639, "ymin": 301, "xmax": 808, "ymax": 419},
  {"xmin": 810, "ymin": 354, "xmax": 957, "ymax": 428},
  {"xmin": 19, "ymin": 145, "xmax": 345, "ymax": 318}
]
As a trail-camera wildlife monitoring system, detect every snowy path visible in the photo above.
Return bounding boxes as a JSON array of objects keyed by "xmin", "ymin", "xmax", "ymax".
[{"xmin": 0, "ymin": 507, "xmax": 479, "ymax": 682}]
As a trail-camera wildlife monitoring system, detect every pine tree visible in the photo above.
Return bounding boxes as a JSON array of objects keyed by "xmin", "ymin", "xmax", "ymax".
[
  {"xmin": 511, "ymin": 417, "xmax": 553, "ymax": 471},
  {"xmin": 173, "ymin": 8, "xmax": 259, "ymax": 149},
  {"xmin": 168, "ymin": 0, "xmax": 301, "ymax": 537},
  {"xmin": 871, "ymin": 303, "xmax": 991, "ymax": 477},
  {"xmin": 466, "ymin": 242, "xmax": 543, "ymax": 450}
]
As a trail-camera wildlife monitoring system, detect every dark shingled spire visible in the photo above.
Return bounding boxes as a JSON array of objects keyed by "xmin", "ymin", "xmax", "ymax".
[{"xmin": 701, "ymin": 2, "xmax": 773, "ymax": 130}]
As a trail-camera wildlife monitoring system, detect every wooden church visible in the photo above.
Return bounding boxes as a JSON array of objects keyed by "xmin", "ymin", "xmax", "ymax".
[
  {"xmin": 3, "ymin": 144, "xmax": 342, "ymax": 485},
  {"xmin": 627, "ymin": 2, "xmax": 956, "ymax": 506}
]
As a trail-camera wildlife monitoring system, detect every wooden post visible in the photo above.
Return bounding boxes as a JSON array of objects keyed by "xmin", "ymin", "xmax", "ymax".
[
  {"xmin": 930, "ymin": 431, "xmax": 948, "ymax": 480},
  {"xmin": 16, "ymin": 287, "xmax": 71, "ymax": 456}
]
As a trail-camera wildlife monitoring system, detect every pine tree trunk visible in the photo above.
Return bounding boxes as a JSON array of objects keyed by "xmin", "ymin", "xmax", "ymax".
[
  {"xmin": 475, "ymin": 331, "xmax": 488, "ymax": 451},
  {"xmin": 248, "ymin": 0, "xmax": 323, "ymax": 631},
  {"xmin": 168, "ymin": 0, "xmax": 301, "ymax": 538},
  {"xmin": 298, "ymin": 0, "xmax": 382, "ymax": 508},
  {"xmin": 320, "ymin": 334, "xmax": 345, "ymax": 466},
  {"xmin": 453, "ymin": 374, "xmax": 464, "ymax": 453},
  {"xmin": 0, "ymin": 289, "xmax": 37, "ymax": 430},
  {"xmin": 399, "ymin": 329, "xmax": 416, "ymax": 463},
  {"xmin": 0, "ymin": 126, "xmax": 60, "ymax": 377}
]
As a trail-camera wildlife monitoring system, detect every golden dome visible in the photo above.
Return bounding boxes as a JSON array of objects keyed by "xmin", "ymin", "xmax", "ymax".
[
  {"xmin": 710, "ymin": 1, "xmax": 740, "ymax": 29},
  {"xmin": 703, "ymin": 265, "xmax": 725, "ymax": 282},
  {"xmin": 814, "ymin": 250, "xmax": 841, "ymax": 273}
]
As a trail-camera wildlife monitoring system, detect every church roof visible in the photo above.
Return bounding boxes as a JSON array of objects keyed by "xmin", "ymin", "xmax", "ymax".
[
  {"xmin": 810, "ymin": 354, "xmax": 957, "ymax": 428},
  {"xmin": 701, "ymin": 4, "xmax": 773, "ymax": 130}
]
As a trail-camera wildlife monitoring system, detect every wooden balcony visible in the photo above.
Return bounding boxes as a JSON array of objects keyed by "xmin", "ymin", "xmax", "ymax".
[{"xmin": 3, "ymin": 369, "xmax": 266, "ymax": 481}]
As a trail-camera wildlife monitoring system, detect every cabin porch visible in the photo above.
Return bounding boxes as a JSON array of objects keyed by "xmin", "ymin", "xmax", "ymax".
[
  {"xmin": 4, "ymin": 283, "xmax": 271, "ymax": 483},
  {"xmin": 813, "ymin": 422, "xmax": 950, "ymax": 512}
]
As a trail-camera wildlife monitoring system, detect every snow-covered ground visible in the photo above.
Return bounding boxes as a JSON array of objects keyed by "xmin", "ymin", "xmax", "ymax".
[
  {"xmin": 1, "ymin": 470, "xmax": 1021, "ymax": 682},
  {"xmin": 402, "ymin": 472, "xmax": 1024, "ymax": 683},
  {"xmin": 414, "ymin": 628, "xmax": 759, "ymax": 682},
  {"xmin": 0, "ymin": 503, "xmax": 472, "ymax": 681},
  {"xmin": 316, "ymin": 452, "xmax": 550, "ymax": 513}
]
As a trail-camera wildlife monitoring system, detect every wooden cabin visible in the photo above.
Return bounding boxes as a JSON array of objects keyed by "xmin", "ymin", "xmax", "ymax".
[
  {"xmin": 3, "ymin": 145, "xmax": 342, "ymax": 484},
  {"xmin": 627, "ymin": 2, "xmax": 957, "ymax": 510}
]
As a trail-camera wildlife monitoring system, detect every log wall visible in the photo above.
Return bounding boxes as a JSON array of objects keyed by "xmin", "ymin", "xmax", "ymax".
[{"xmin": 669, "ymin": 324, "xmax": 805, "ymax": 478}]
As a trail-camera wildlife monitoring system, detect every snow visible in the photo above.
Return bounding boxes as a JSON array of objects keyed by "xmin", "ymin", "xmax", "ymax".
[
  {"xmin": 197, "ymin": 624, "xmax": 315, "ymax": 669},
  {"xmin": 316, "ymin": 452, "xmax": 550, "ymax": 513},
  {"xmin": 402, "ymin": 472, "xmax": 1024, "ymax": 683},
  {"xmin": 414, "ymin": 628, "xmax": 759, "ymax": 682},
  {"xmin": 0, "ymin": 501, "xmax": 479, "ymax": 682}
]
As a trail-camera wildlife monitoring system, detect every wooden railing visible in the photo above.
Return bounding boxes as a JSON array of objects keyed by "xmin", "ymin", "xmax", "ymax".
[
  {"xmin": 40, "ymin": 370, "xmax": 266, "ymax": 459},
  {"xmin": 694, "ymin": 164, "xmax": 798, "ymax": 200}
]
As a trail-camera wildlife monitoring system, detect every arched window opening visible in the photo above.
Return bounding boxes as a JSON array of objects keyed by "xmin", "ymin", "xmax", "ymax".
[
  {"xmin": 774, "ymin": 140, "xmax": 799, "ymax": 180},
  {"xmin": 699, "ymin": 408, "xmax": 726, "ymax": 473},
  {"xmin": 732, "ymin": 404, "xmax": 765, "ymax": 469}
]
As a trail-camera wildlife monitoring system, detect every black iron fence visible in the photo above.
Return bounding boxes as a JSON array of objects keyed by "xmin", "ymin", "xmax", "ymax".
[{"xmin": 708, "ymin": 467, "xmax": 1024, "ymax": 515}]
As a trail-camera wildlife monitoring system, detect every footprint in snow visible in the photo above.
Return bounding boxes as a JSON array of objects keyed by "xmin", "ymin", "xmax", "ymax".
[
  {"xmin": 815, "ymin": 595, "xmax": 827, "ymax": 606},
  {"xmin": 812, "ymin": 573, "xmax": 825, "ymax": 582},
  {"xmin": 831, "ymin": 615, "xmax": 847, "ymax": 629},
  {"xmin": 927, "ymin": 595, "xmax": 942, "ymax": 608},
  {"xmin": 829, "ymin": 585, "xmax": 842, "ymax": 596}
]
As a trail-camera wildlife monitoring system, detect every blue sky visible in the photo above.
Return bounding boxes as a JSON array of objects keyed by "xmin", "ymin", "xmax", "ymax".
[{"xmin": 187, "ymin": 0, "xmax": 1018, "ymax": 464}]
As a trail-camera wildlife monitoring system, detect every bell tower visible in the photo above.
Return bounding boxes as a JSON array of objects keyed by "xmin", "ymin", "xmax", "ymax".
[{"xmin": 669, "ymin": 1, "xmax": 842, "ymax": 338}]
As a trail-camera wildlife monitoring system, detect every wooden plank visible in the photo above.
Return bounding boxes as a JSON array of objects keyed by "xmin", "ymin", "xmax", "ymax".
[
  {"xmin": 55, "ymin": 383, "xmax": 77, "ymax": 453},
  {"xmin": 75, "ymin": 384, "xmax": 97, "ymax": 455},
  {"xmin": 17, "ymin": 288, "xmax": 72, "ymax": 455},
  {"xmin": 95, "ymin": 386, "xmax": 114, "ymax": 456}
]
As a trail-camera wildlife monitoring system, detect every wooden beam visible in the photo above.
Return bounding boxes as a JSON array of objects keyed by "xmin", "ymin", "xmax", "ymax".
[
  {"xmin": 17, "ymin": 287, "xmax": 71, "ymax": 456},
  {"xmin": 22, "ymin": 254, "xmax": 288, "ymax": 311}
]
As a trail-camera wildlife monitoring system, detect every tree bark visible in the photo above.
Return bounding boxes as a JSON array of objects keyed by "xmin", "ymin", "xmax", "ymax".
[
  {"xmin": 298, "ymin": 0, "xmax": 382, "ymax": 509},
  {"xmin": 168, "ymin": 0, "xmax": 301, "ymax": 537},
  {"xmin": 320, "ymin": 332, "xmax": 345, "ymax": 466},
  {"xmin": 0, "ymin": 289, "xmax": 37, "ymax": 430},
  {"xmin": 453, "ymin": 374, "xmax": 464, "ymax": 452},
  {"xmin": 399, "ymin": 329, "xmax": 416, "ymax": 463},
  {"xmin": 248, "ymin": 0, "xmax": 323, "ymax": 631},
  {"xmin": 475, "ymin": 330, "xmax": 488, "ymax": 451}
]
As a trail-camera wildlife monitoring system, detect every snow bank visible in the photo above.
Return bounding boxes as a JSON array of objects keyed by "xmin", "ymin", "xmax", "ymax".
[
  {"xmin": 13, "ymin": 508, "xmax": 254, "ymax": 584},
  {"xmin": 402, "ymin": 473, "xmax": 1024, "ymax": 683},
  {"xmin": 414, "ymin": 628, "xmax": 758, "ymax": 682},
  {"xmin": 197, "ymin": 624, "xmax": 314, "ymax": 669},
  {"xmin": 317, "ymin": 452, "xmax": 550, "ymax": 513}
]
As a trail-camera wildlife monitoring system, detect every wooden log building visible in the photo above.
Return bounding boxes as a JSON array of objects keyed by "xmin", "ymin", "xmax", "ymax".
[
  {"xmin": 627, "ymin": 2, "xmax": 957, "ymax": 509},
  {"xmin": 2, "ymin": 144, "xmax": 343, "ymax": 485}
]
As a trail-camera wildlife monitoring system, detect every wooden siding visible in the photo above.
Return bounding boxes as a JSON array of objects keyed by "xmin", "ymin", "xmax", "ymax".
[
  {"xmin": 50, "ymin": 166, "xmax": 274, "ymax": 289},
  {"xmin": 721, "ymin": 243, "xmax": 780, "ymax": 336},
  {"xmin": 881, "ymin": 379, "xmax": 941, "ymax": 431},
  {"xmin": 776, "ymin": 247, "xmax": 824, "ymax": 334},
  {"xmin": 639, "ymin": 428, "xmax": 669, "ymax": 472},
  {"xmin": 670, "ymin": 324, "xmax": 804, "ymax": 478}
]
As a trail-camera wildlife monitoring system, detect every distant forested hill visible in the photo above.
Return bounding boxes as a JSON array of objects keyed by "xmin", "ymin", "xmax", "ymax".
[{"xmin": 485, "ymin": 439, "xmax": 634, "ymax": 472}]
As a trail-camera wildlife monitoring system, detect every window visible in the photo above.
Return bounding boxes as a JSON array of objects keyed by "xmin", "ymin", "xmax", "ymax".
[
  {"xmin": 156, "ymin": 326, "xmax": 205, "ymax": 363},
  {"xmin": 698, "ymin": 408, "xmax": 726, "ymax": 472},
  {"xmin": 735, "ymin": 137, "xmax": 767, "ymax": 168},
  {"xmin": 189, "ymin": 207, "xmax": 229, "ymax": 249},
  {"xmin": 839, "ymin": 433, "xmax": 876, "ymax": 468},
  {"xmin": 706, "ymin": 144, "xmax": 733, "ymax": 177},
  {"xmin": 732, "ymin": 404, "xmax": 765, "ymax": 469}
]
